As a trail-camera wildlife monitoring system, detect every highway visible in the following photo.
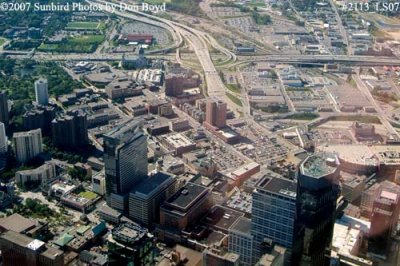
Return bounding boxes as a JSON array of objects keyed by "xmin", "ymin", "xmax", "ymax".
[
  {"xmin": 5, "ymin": 50, "xmax": 400, "ymax": 67},
  {"xmin": 230, "ymin": 54, "xmax": 400, "ymax": 66},
  {"xmin": 84, "ymin": 0, "xmax": 240, "ymax": 112}
]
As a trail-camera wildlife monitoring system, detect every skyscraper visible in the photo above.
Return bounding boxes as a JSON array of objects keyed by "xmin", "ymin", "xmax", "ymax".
[
  {"xmin": 0, "ymin": 122, "xmax": 7, "ymax": 153},
  {"xmin": 34, "ymin": 78, "xmax": 49, "ymax": 106},
  {"xmin": 51, "ymin": 110, "xmax": 88, "ymax": 150},
  {"xmin": 103, "ymin": 119, "xmax": 148, "ymax": 212},
  {"xmin": 251, "ymin": 176, "xmax": 299, "ymax": 265},
  {"xmin": 0, "ymin": 91, "xmax": 9, "ymax": 126},
  {"xmin": 128, "ymin": 171, "xmax": 177, "ymax": 227},
  {"xmin": 205, "ymin": 98, "xmax": 227, "ymax": 128},
  {"xmin": 297, "ymin": 152, "xmax": 340, "ymax": 266},
  {"xmin": 13, "ymin": 129, "xmax": 43, "ymax": 163},
  {"xmin": 23, "ymin": 105, "xmax": 56, "ymax": 134}
]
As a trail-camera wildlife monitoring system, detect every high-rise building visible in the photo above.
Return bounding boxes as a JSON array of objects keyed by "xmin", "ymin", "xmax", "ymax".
[
  {"xmin": 103, "ymin": 119, "xmax": 148, "ymax": 212},
  {"xmin": 205, "ymin": 98, "xmax": 227, "ymax": 128},
  {"xmin": 297, "ymin": 152, "xmax": 340, "ymax": 266},
  {"xmin": 13, "ymin": 129, "xmax": 43, "ymax": 163},
  {"xmin": 0, "ymin": 91, "xmax": 9, "ymax": 126},
  {"xmin": 368, "ymin": 188, "xmax": 400, "ymax": 258},
  {"xmin": 129, "ymin": 171, "xmax": 177, "ymax": 227},
  {"xmin": 34, "ymin": 78, "xmax": 49, "ymax": 106},
  {"xmin": 251, "ymin": 176, "xmax": 298, "ymax": 265},
  {"xmin": 51, "ymin": 111, "xmax": 88, "ymax": 150},
  {"xmin": 0, "ymin": 230, "xmax": 64, "ymax": 266},
  {"xmin": 0, "ymin": 122, "xmax": 7, "ymax": 153},
  {"xmin": 23, "ymin": 105, "xmax": 56, "ymax": 134}
]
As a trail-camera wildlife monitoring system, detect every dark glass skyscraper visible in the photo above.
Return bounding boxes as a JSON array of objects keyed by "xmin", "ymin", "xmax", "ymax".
[
  {"xmin": 297, "ymin": 152, "xmax": 340, "ymax": 266},
  {"xmin": 103, "ymin": 119, "xmax": 148, "ymax": 212}
]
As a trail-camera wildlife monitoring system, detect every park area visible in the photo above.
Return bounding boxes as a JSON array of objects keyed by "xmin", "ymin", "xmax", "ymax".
[
  {"xmin": 38, "ymin": 35, "xmax": 105, "ymax": 53},
  {"xmin": 66, "ymin": 21, "xmax": 106, "ymax": 31}
]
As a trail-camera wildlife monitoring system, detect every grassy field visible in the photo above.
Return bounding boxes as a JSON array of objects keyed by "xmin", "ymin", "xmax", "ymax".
[
  {"xmin": 67, "ymin": 21, "xmax": 100, "ymax": 30},
  {"xmin": 79, "ymin": 191, "xmax": 98, "ymax": 200},
  {"xmin": 226, "ymin": 84, "xmax": 241, "ymax": 93},
  {"xmin": 226, "ymin": 92, "xmax": 243, "ymax": 106},
  {"xmin": 0, "ymin": 38, "xmax": 5, "ymax": 46},
  {"xmin": 329, "ymin": 115, "xmax": 381, "ymax": 124},
  {"xmin": 66, "ymin": 21, "xmax": 105, "ymax": 30},
  {"xmin": 286, "ymin": 113, "xmax": 319, "ymax": 120},
  {"xmin": 38, "ymin": 35, "xmax": 105, "ymax": 53}
]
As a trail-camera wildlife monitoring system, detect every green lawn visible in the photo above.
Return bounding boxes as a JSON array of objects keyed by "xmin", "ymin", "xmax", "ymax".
[
  {"xmin": 287, "ymin": 113, "xmax": 319, "ymax": 120},
  {"xmin": 0, "ymin": 38, "xmax": 5, "ymax": 46},
  {"xmin": 226, "ymin": 84, "xmax": 241, "ymax": 93},
  {"xmin": 38, "ymin": 35, "xmax": 105, "ymax": 53},
  {"xmin": 247, "ymin": 0, "xmax": 266, "ymax": 8},
  {"xmin": 226, "ymin": 92, "xmax": 243, "ymax": 106},
  {"xmin": 69, "ymin": 35, "xmax": 105, "ymax": 44},
  {"xmin": 66, "ymin": 21, "xmax": 101, "ymax": 30},
  {"xmin": 329, "ymin": 115, "xmax": 381, "ymax": 124},
  {"xmin": 79, "ymin": 191, "xmax": 98, "ymax": 200}
]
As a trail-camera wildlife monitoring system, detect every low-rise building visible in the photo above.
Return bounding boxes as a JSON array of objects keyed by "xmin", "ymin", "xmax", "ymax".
[
  {"xmin": 160, "ymin": 182, "xmax": 212, "ymax": 232},
  {"xmin": 92, "ymin": 171, "xmax": 106, "ymax": 196},
  {"xmin": 105, "ymin": 78, "xmax": 144, "ymax": 100},
  {"xmin": 98, "ymin": 205, "xmax": 122, "ymax": 224},
  {"xmin": 159, "ymin": 133, "xmax": 196, "ymax": 156},
  {"xmin": 0, "ymin": 230, "xmax": 64, "ymax": 266}
]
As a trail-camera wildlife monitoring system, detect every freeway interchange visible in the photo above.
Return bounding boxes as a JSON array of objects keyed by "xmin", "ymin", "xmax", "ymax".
[{"xmin": 2, "ymin": 0, "xmax": 400, "ymax": 137}]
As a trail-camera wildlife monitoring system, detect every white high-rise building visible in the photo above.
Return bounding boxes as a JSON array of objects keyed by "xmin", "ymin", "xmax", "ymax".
[
  {"xmin": 0, "ymin": 122, "xmax": 7, "ymax": 153},
  {"xmin": 13, "ymin": 128, "xmax": 43, "ymax": 163},
  {"xmin": 34, "ymin": 78, "xmax": 49, "ymax": 106}
]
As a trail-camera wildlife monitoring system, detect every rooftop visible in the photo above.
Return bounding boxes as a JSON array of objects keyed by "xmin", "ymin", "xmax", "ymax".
[
  {"xmin": 0, "ymin": 230, "xmax": 40, "ymax": 249},
  {"xmin": 13, "ymin": 128, "xmax": 41, "ymax": 138},
  {"xmin": 256, "ymin": 176, "xmax": 297, "ymax": 198},
  {"xmin": 225, "ymin": 190, "xmax": 252, "ymax": 214},
  {"xmin": 130, "ymin": 172, "xmax": 174, "ymax": 198},
  {"xmin": 112, "ymin": 222, "xmax": 148, "ymax": 245},
  {"xmin": 230, "ymin": 217, "xmax": 252, "ymax": 235},
  {"xmin": 203, "ymin": 205, "xmax": 244, "ymax": 232},
  {"xmin": 165, "ymin": 182, "xmax": 209, "ymax": 212},
  {"xmin": 54, "ymin": 233, "xmax": 74, "ymax": 247},
  {"xmin": 40, "ymin": 246, "xmax": 63, "ymax": 259},
  {"xmin": 103, "ymin": 118, "xmax": 142, "ymax": 141},
  {"xmin": 26, "ymin": 239, "xmax": 45, "ymax": 251},
  {"xmin": 300, "ymin": 152, "xmax": 338, "ymax": 179},
  {"xmin": 162, "ymin": 133, "xmax": 195, "ymax": 148},
  {"xmin": 0, "ymin": 213, "xmax": 37, "ymax": 233}
]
